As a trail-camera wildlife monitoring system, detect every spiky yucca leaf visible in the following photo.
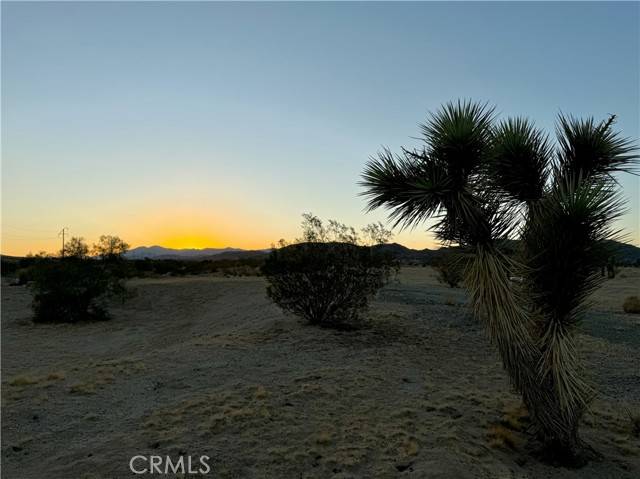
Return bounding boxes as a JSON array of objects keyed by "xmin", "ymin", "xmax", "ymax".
[
  {"xmin": 361, "ymin": 101, "xmax": 499, "ymax": 245},
  {"xmin": 556, "ymin": 114, "xmax": 637, "ymax": 179},
  {"xmin": 524, "ymin": 175, "xmax": 625, "ymax": 325},
  {"xmin": 360, "ymin": 148, "xmax": 451, "ymax": 230},
  {"xmin": 420, "ymin": 100, "xmax": 495, "ymax": 185},
  {"xmin": 490, "ymin": 117, "xmax": 552, "ymax": 202}
]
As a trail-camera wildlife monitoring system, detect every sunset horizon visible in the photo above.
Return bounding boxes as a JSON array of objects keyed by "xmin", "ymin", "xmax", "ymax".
[{"xmin": 2, "ymin": 2, "xmax": 638, "ymax": 257}]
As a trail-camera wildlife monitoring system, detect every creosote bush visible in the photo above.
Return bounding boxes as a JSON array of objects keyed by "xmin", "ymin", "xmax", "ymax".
[
  {"xmin": 30, "ymin": 258, "xmax": 125, "ymax": 323},
  {"xmin": 263, "ymin": 242, "xmax": 394, "ymax": 329},
  {"xmin": 29, "ymin": 235, "xmax": 129, "ymax": 323},
  {"xmin": 263, "ymin": 214, "xmax": 396, "ymax": 329}
]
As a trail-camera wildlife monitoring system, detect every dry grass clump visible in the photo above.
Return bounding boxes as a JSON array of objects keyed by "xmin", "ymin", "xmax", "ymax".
[
  {"xmin": 46, "ymin": 371, "xmax": 66, "ymax": 381},
  {"xmin": 254, "ymin": 385, "xmax": 269, "ymax": 400},
  {"xmin": 8, "ymin": 375, "xmax": 41, "ymax": 387},
  {"xmin": 622, "ymin": 296, "xmax": 640, "ymax": 314},
  {"xmin": 500, "ymin": 404, "xmax": 530, "ymax": 432},
  {"xmin": 8, "ymin": 371, "xmax": 66, "ymax": 387},
  {"xmin": 69, "ymin": 382, "xmax": 97, "ymax": 395},
  {"xmin": 487, "ymin": 404, "xmax": 530, "ymax": 450},
  {"xmin": 399, "ymin": 437, "xmax": 419, "ymax": 457},
  {"xmin": 487, "ymin": 424, "xmax": 519, "ymax": 450},
  {"xmin": 315, "ymin": 430, "xmax": 333, "ymax": 445}
]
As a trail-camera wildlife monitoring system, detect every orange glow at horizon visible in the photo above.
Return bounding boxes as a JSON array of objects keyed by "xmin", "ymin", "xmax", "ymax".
[{"xmin": 1, "ymin": 202, "xmax": 442, "ymax": 257}]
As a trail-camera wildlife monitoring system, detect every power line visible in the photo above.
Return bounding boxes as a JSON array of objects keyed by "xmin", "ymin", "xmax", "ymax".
[
  {"xmin": 2, "ymin": 235, "xmax": 58, "ymax": 240},
  {"xmin": 2, "ymin": 225, "xmax": 58, "ymax": 233}
]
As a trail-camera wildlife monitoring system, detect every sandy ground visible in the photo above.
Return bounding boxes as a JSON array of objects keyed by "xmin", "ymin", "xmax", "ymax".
[{"xmin": 1, "ymin": 267, "xmax": 639, "ymax": 478}]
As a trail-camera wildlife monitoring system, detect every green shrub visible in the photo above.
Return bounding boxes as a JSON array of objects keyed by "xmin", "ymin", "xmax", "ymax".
[
  {"xmin": 30, "ymin": 259, "xmax": 125, "ymax": 323},
  {"xmin": 262, "ymin": 242, "xmax": 395, "ymax": 329},
  {"xmin": 623, "ymin": 296, "xmax": 640, "ymax": 314}
]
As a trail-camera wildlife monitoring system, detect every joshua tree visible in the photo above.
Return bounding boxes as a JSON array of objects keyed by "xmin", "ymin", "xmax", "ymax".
[{"xmin": 360, "ymin": 100, "xmax": 637, "ymax": 461}]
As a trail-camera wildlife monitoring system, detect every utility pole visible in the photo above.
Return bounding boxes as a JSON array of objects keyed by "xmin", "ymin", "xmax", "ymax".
[{"xmin": 59, "ymin": 227, "xmax": 68, "ymax": 257}]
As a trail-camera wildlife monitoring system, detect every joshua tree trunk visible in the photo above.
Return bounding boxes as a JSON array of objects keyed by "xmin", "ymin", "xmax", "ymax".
[{"xmin": 465, "ymin": 247, "xmax": 586, "ymax": 457}]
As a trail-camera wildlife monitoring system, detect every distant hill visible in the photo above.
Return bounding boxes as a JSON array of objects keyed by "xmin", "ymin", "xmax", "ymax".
[
  {"xmin": 125, "ymin": 246, "xmax": 243, "ymax": 260},
  {"xmin": 375, "ymin": 240, "xmax": 640, "ymax": 266},
  {"xmin": 121, "ymin": 240, "xmax": 640, "ymax": 264},
  {"xmin": 124, "ymin": 243, "xmax": 441, "ymax": 263},
  {"xmin": 607, "ymin": 240, "xmax": 640, "ymax": 265},
  {"xmin": 8, "ymin": 240, "xmax": 637, "ymax": 265},
  {"xmin": 372, "ymin": 242, "xmax": 440, "ymax": 264}
]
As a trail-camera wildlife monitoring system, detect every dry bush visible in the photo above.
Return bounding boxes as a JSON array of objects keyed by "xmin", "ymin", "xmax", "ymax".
[
  {"xmin": 262, "ymin": 242, "xmax": 395, "ymax": 329},
  {"xmin": 622, "ymin": 296, "xmax": 640, "ymax": 314},
  {"xmin": 30, "ymin": 258, "xmax": 125, "ymax": 323}
]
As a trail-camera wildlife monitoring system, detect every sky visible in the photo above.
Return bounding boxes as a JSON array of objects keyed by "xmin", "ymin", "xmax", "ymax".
[{"xmin": 2, "ymin": 1, "xmax": 639, "ymax": 256}]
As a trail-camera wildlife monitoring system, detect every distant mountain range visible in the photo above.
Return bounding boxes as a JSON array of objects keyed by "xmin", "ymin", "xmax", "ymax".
[
  {"xmin": 123, "ymin": 243, "xmax": 436, "ymax": 262},
  {"xmin": 124, "ymin": 240, "xmax": 640, "ymax": 265},
  {"xmin": 124, "ymin": 245, "xmax": 270, "ymax": 261}
]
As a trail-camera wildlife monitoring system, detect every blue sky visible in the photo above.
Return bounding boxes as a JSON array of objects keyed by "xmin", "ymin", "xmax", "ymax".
[{"xmin": 2, "ymin": 1, "xmax": 639, "ymax": 254}]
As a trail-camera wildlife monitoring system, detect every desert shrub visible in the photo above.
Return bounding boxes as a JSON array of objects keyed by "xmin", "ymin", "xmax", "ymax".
[
  {"xmin": 434, "ymin": 256, "xmax": 466, "ymax": 288},
  {"xmin": 434, "ymin": 251, "xmax": 472, "ymax": 288},
  {"xmin": 30, "ymin": 258, "xmax": 125, "ymax": 323},
  {"xmin": 262, "ymin": 242, "xmax": 395, "ymax": 329},
  {"xmin": 623, "ymin": 296, "xmax": 640, "ymax": 314}
]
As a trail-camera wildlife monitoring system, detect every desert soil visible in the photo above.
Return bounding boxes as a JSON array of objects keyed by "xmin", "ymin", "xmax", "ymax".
[{"xmin": 1, "ymin": 267, "xmax": 639, "ymax": 478}]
